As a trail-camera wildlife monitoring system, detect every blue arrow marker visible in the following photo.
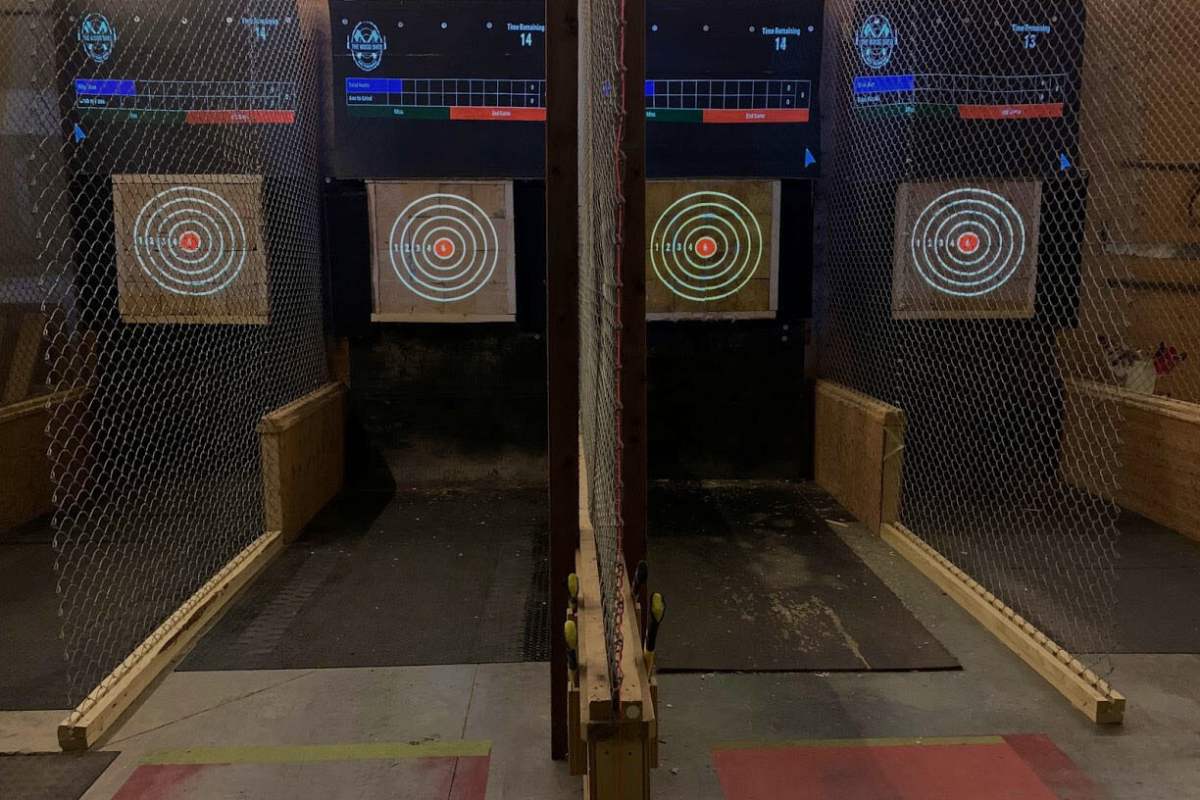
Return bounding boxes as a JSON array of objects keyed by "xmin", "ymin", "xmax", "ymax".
[
  {"xmin": 72, "ymin": 123, "xmax": 87, "ymax": 144},
  {"xmin": 1059, "ymin": 152, "xmax": 1071, "ymax": 171},
  {"xmin": 804, "ymin": 148, "xmax": 816, "ymax": 168}
]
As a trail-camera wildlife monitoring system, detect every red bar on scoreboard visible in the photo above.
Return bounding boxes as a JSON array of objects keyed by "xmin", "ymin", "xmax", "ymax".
[
  {"xmin": 957, "ymin": 103, "xmax": 1064, "ymax": 120},
  {"xmin": 702, "ymin": 109, "xmax": 810, "ymax": 124},
  {"xmin": 186, "ymin": 110, "xmax": 296, "ymax": 125},
  {"xmin": 449, "ymin": 106, "xmax": 547, "ymax": 122}
]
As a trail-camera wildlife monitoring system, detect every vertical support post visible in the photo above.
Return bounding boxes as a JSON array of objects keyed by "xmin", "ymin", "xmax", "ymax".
[
  {"xmin": 619, "ymin": 0, "xmax": 649, "ymax": 625},
  {"xmin": 546, "ymin": 0, "xmax": 581, "ymax": 761}
]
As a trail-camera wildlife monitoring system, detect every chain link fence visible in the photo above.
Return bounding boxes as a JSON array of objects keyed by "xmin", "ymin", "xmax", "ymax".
[
  {"xmin": 1, "ymin": 0, "xmax": 328, "ymax": 707},
  {"xmin": 578, "ymin": 0, "xmax": 631, "ymax": 695},
  {"xmin": 819, "ymin": 0, "xmax": 1199, "ymax": 658}
]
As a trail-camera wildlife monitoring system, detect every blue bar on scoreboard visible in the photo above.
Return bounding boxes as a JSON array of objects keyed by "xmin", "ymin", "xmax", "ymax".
[
  {"xmin": 645, "ymin": 80, "xmax": 656, "ymax": 97},
  {"xmin": 853, "ymin": 74, "xmax": 915, "ymax": 94},
  {"xmin": 346, "ymin": 77, "xmax": 392, "ymax": 93},
  {"xmin": 75, "ymin": 79, "xmax": 136, "ymax": 96}
]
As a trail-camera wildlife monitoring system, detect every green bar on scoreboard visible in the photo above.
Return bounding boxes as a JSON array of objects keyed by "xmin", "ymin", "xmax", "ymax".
[
  {"xmin": 645, "ymin": 108, "xmax": 703, "ymax": 123},
  {"xmin": 348, "ymin": 105, "xmax": 451, "ymax": 120}
]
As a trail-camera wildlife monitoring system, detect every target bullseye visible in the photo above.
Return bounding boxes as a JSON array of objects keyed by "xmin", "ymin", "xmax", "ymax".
[
  {"xmin": 132, "ymin": 186, "xmax": 248, "ymax": 297},
  {"xmin": 434, "ymin": 237, "xmax": 456, "ymax": 259},
  {"xmin": 389, "ymin": 193, "xmax": 499, "ymax": 303},
  {"xmin": 179, "ymin": 230, "xmax": 202, "ymax": 253},
  {"xmin": 650, "ymin": 191, "xmax": 763, "ymax": 303},
  {"xmin": 695, "ymin": 236, "xmax": 718, "ymax": 259},
  {"xmin": 910, "ymin": 187, "xmax": 1027, "ymax": 298}
]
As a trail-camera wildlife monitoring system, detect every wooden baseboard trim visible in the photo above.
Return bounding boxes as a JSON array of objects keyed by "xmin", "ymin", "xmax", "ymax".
[
  {"xmin": 880, "ymin": 522, "xmax": 1125, "ymax": 725},
  {"xmin": 58, "ymin": 529, "xmax": 285, "ymax": 751}
]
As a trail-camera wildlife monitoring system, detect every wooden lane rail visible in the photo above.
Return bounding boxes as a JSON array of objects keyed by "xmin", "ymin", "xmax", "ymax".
[
  {"xmin": 570, "ymin": 448, "xmax": 656, "ymax": 797},
  {"xmin": 882, "ymin": 522, "xmax": 1125, "ymax": 725},
  {"xmin": 59, "ymin": 383, "xmax": 347, "ymax": 750}
]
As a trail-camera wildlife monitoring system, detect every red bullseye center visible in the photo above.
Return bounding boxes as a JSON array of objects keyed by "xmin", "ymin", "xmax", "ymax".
[
  {"xmin": 957, "ymin": 232, "xmax": 980, "ymax": 254},
  {"xmin": 179, "ymin": 231, "xmax": 201, "ymax": 253},
  {"xmin": 433, "ymin": 237, "xmax": 456, "ymax": 258},
  {"xmin": 696, "ymin": 236, "xmax": 718, "ymax": 258}
]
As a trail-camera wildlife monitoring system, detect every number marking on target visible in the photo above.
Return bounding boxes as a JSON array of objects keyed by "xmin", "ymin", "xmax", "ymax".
[
  {"xmin": 909, "ymin": 187, "xmax": 1027, "ymax": 298},
  {"xmin": 650, "ymin": 190, "xmax": 764, "ymax": 303},
  {"xmin": 131, "ymin": 186, "xmax": 249, "ymax": 297},
  {"xmin": 388, "ymin": 193, "xmax": 499, "ymax": 304}
]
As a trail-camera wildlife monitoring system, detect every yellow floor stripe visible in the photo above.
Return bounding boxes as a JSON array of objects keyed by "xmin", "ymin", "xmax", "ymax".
[
  {"xmin": 714, "ymin": 736, "xmax": 1006, "ymax": 751},
  {"xmin": 143, "ymin": 741, "xmax": 492, "ymax": 765}
]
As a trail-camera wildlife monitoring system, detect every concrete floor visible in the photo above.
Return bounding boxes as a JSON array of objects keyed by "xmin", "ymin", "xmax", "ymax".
[{"xmin": 55, "ymin": 513, "xmax": 1198, "ymax": 799}]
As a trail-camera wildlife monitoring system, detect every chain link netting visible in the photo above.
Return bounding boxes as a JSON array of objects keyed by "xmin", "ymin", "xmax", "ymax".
[
  {"xmin": 820, "ymin": 0, "xmax": 1199, "ymax": 659},
  {"xmin": 578, "ymin": 0, "xmax": 629, "ymax": 695},
  {"xmin": 1, "ymin": 0, "xmax": 328, "ymax": 707}
]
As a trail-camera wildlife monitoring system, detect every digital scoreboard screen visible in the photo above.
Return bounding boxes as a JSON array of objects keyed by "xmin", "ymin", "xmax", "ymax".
[
  {"xmin": 329, "ymin": 0, "xmax": 545, "ymax": 179},
  {"xmin": 847, "ymin": 1, "xmax": 1084, "ymax": 176},
  {"xmin": 647, "ymin": 1, "xmax": 823, "ymax": 178},
  {"xmin": 66, "ymin": 2, "xmax": 300, "ymax": 129}
]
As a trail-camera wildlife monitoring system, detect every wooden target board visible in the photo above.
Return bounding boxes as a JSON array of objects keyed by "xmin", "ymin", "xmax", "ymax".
[
  {"xmin": 113, "ymin": 175, "xmax": 268, "ymax": 325},
  {"xmin": 892, "ymin": 180, "xmax": 1042, "ymax": 320},
  {"xmin": 646, "ymin": 180, "xmax": 780, "ymax": 320},
  {"xmin": 368, "ymin": 181, "xmax": 517, "ymax": 323}
]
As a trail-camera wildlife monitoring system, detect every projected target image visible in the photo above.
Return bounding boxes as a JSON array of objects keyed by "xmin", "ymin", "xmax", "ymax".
[
  {"xmin": 369, "ymin": 181, "xmax": 516, "ymax": 322},
  {"xmin": 892, "ymin": 180, "xmax": 1042, "ymax": 319},
  {"xmin": 647, "ymin": 180, "xmax": 780, "ymax": 319},
  {"xmin": 132, "ymin": 186, "xmax": 249, "ymax": 297},
  {"xmin": 388, "ymin": 194, "xmax": 499, "ymax": 303},
  {"xmin": 113, "ymin": 175, "xmax": 268, "ymax": 325}
]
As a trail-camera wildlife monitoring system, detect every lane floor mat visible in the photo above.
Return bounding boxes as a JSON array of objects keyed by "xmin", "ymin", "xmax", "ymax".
[
  {"xmin": 0, "ymin": 752, "xmax": 119, "ymax": 800},
  {"xmin": 650, "ymin": 481, "xmax": 958, "ymax": 672},
  {"xmin": 182, "ymin": 489, "xmax": 549, "ymax": 671}
]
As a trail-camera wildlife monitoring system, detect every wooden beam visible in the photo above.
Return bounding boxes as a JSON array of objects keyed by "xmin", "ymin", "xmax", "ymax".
[
  {"xmin": 881, "ymin": 522, "xmax": 1126, "ymax": 725},
  {"xmin": 1061, "ymin": 377, "xmax": 1200, "ymax": 542},
  {"xmin": 58, "ymin": 529, "xmax": 285, "ymax": 751},
  {"xmin": 813, "ymin": 380, "xmax": 906, "ymax": 533},
  {"xmin": 2, "ymin": 311, "xmax": 45, "ymax": 405},
  {"xmin": 259, "ymin": 383, "xmax": 347, "ymax": 544},
  {"xmin": 546, "ymin": 0, "xmax": 581, "ymax": 761},
  {"xmin": 0, "ymin": 388, "xmax": 88, "ymax": 530}
]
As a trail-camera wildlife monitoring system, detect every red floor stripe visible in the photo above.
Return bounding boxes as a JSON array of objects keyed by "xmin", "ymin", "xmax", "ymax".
[
  {"xmin": 713, "ymin": 739, "xmax": 1067, "ymax": 800},
  {"xmin": 111, "ymin": 765, "xmax": 208, "ymax": 800},
  {"xmin": 1004, "ymin": 735, "xmax": 1099, "ymax": 800}
]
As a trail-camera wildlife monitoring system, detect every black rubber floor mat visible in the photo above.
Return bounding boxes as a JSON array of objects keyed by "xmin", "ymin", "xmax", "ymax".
[
  {"xmin": 0, "ymin": 753, "xmax": 118, "ymax": 800},
  {"xmin": 0, "ymin": 518, "xmax": 70, "ymax": 710},
  {"xmin": 649, "ymin": 481, "xmax": 959, "ymax": 672},
  {"xmin": 182, "ymin": 488, "xmax": 550, "ymax": 670}
]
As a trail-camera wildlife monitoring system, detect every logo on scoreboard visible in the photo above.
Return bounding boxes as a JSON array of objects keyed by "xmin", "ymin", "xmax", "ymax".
[
  {"xmin": 348, "ymin": 20, "xmax": 387, "ymax": 72},
  {"xmin": 855, "ymin": 14, "xmax": 897, "ymax": 69},
  {"xmin": 78, "ymin": 13, "xmax": 117, "ymax": 64}
]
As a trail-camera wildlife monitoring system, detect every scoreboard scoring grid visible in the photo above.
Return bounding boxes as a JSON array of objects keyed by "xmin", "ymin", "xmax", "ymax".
[
  {"xmin": 646, "ymin": 78, "xmax": 811, "ymax": 123},
  {"xmin": 346, "ymin": 77, "xmax": 546, "ymax": 120},
  {"xmin": 343, "ymin": 76, "xmax": 814, "ymax": 124},
  {"xmin": 854, "ymin": 72, "xmax": 1069, "ymax": 119},
  {"xmin": 74, "ymin": 78, "xmax": 297, "ymax": 124}
]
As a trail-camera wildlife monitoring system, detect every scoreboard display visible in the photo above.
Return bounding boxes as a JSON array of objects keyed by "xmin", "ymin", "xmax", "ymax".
[
  {"xmin": 329, "ymin": 0, "xmax": 546, "ymax": 179},
  {"xmin": 647, "ymin": 1, "xmax": 823, "ymax": 178},
  {"xmin": 848, "ymin": 0, "xmax": 1084, "ymax": 177},
  {"xmin": 63, "ymin": 0, "xmax": 302, "ymax": 174},
  {"xmin": 328, "ymin": 0, "xmax": 825, "ymax": 180},
  {"xmin": 67, "ymin": 2, "xmax": 299, "ymax": 127}
]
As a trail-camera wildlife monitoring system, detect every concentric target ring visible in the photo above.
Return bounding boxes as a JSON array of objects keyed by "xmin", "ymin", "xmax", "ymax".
[
  {"xmin": 132, "ymin": 186, "xmax": 248, "ymax": 296},
  {"xmin": 388, "ymin": 193, "xmax": 499, "ymax": 303},
  {"xmin": 909, "ymin": 188, "xmax": 1027, "ymax": 297},
  {"xmin": 650, "ymin": 191, "xmax": 763, "ymax": 302}
]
